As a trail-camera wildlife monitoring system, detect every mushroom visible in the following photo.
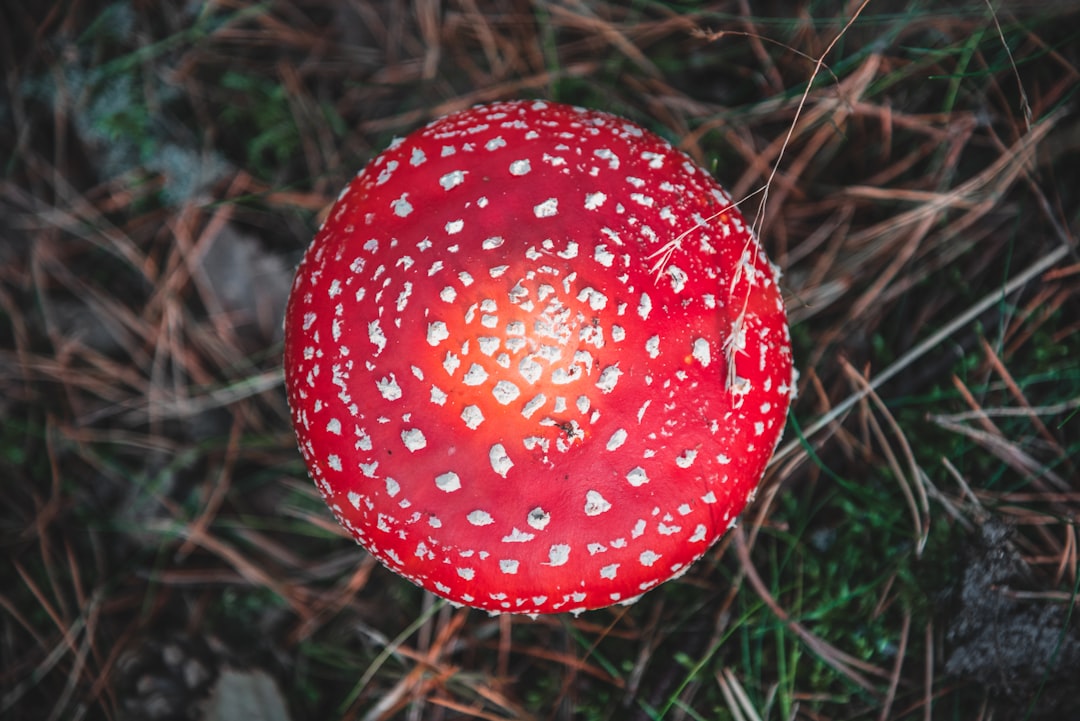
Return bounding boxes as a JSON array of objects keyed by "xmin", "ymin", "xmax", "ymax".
[{"xmin": 283, "ymin": 100, "xmax": 795, "ymax": 615}]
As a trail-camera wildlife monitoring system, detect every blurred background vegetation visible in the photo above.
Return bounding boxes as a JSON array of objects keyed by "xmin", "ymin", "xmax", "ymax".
[{"xmin": 1, "ymin": 1, "xmax": 1078, "ymax": 719}]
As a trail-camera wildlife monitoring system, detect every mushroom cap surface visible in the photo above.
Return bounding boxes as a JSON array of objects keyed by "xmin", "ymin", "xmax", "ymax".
[{"xmin": 284, "ymin": 100, "xmax": 795, "ymax": 614}]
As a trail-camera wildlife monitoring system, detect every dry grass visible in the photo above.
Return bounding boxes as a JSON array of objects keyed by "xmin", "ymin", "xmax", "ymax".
[{"xmin": 1, "ymin": 1, "xmax": 1078, "ymax": 720}]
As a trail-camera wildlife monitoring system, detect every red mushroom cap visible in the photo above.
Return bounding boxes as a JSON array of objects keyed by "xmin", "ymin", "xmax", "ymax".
[{"xmin": 284, "ymin": 100, "xmax": 795, "ymax": 614}]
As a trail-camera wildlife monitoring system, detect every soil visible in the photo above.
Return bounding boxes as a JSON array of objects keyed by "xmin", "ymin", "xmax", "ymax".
[{"xmin": 945, "ymin": 519, "xmax": 1080, "ymax": 720}]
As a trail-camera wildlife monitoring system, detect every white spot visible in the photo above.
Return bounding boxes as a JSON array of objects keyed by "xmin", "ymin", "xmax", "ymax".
[
  {"xmin": 462, "ymin": 364, "xmax": 489, "ymax": 385},
  {"xmin": 636, "ymin": 400, "xmax": 651, "ymax": 423},
  {"xmin": 326, "ymin": 418, "xmax": 342, "ymax": 435},
  {"xmin": 729, "ymin": 376, "xmax": 752, "ymax": 397},
  {"xmin": 645, "ymin": 335, "xmax": 660, "ymax": 359},
  {"xmin": 508, "ymin": 284, "xmax": 528, "ymax": 305},
  {"xmin": 521, "ymin": 394, "xmax": 546, "ymax": 418},
  {"xmin": 534, "ymin": 198, "xmax": 559, "ymax": 218},
  {"xmin": 637, "ymin": 293, "xmax": 652, "ymax": 320},
  {"xmin": 596, "ymin": 365, "xmax": 623, "ymax": 393},
  {"xmin": 401, "ymin": 428, "xmax": 426, "ymax": 451},
  {"xmin": 485, "ymin": 136, "xmax": 506, "ymax": 151},
  {"xmin": 584, "ymin": 191, "xmax": 607, "ymax": 210},
  {"xmin": 509, "ymin": 159, "xmax": 531, "ymax": 175},
  {"xmin": 675, "ymin": 449, "xmax": 698, "ymax": 469},
  {"xmin": 690, "ymin": 524, "xmax": 708, "ymax": 542},
  {"xmin": 502, "ymin": 528, "xmax": 535, "ymax": 543},
  {"xmin": 376, "ymin": 374, "xmax": 402, "ymax": 401},
  {"xmin": 482, "ymin": 236, "xmax": 505, "ymax": 250},
  {"xmin": 667, "ymin": 265, "xmax": 688, "ymax": 293},
  {"xmin": 692, "ymin": 338, "xmax": 711, "ymax": 367},
  {"xmin": 490, "ymin": 444, "xmax": 513, "ymax": 477},
  {"xmin": 500, "ymin": 559, "xmax": 520, "ymax": 574},
  {"xmin": 427, "ymin": 321, "xmax": 449, "ymax": 346},
  {"xmin": 368, "ymin": 320, "xmax": 387, "ymax": 354},
  {"xmin": 460, "ymin": 405, "xmax": 484, "ymax": 429},
  {"xmin": 611, "ymin": 325, "xmax": 626, "ymax": 342},
  {"xmin": 639, "ymin": 550, "xmax": 660, "ymax": 566},
  {"xmin": 594, "ymin": 245, "xmax": 615, "ymax": 267},
  {"xmin": 584, "ymin": 490, "xmax": 612, "ymax": 516},
  {"xmin": 442, "ymin": 352, "xmax": 460, "ymax": 375},
  {"xmin": 445, "ymin": 219, "xmax": 464, "ymax": 235},
  {"xmin": 518, "ymin": 357, "xmax": 543, "ymax": 384},
  {"xmin": 600, "ymin": 564, "xmax": 619, "ymax": 579},
  {"xmin": 468, "ymin": 510, "xmax": 494, "ymax": 526},
  {"xmin": 492, "ymin": 380, "xmax": 521, "ymax": 404},
  {"xmin": 376, "ymin": 160, "xmax": 398, "ymax": 185},
  {"xmin": 385, "ymin": 478, "xmax": 400, "ymax": 497},
  {"xmin": 577, "ymin": 287, "xmax": 607, "ymax": 310},
  {"xmin": 641, "ymin": 151, "xmax": 664, "ymax": 168},
  {"xmin": 626, "ymin": 467, "xmax": 649, "ymax": 487},
  {"xmin": 593, "ymin": 148, "xmax": 619, "ymax": 169},
  {"xmin": 391, "ymin": 193, "xmax": 413, "ymax": 217},
  {"xmin": 457, "ymin": 567, "xmax": 475, "ymax": 580},
  {"xmin": 528, "ymin": 507, "xmax": 550, "ymax": 530},
  {"xmin": 409, "ymin": 147, "xmax": 426, "ymax": 166},
  {"xmin": 547, "ymin": 544, "xmax": 570, "ymax": 566},
  {"xmin": 439, "ymin": 286, "xmax": 457, "ymax": 303},
  {"xmin": 395, "ymin": 282, "xmax": 413, "ymax": 311},
  {"xmin": 439, "ymin": 170, "xmax": 466, "ymax": 190},
  {"xmin": 327, "ymin": 455, "xmax": 342, "ymax": 472},
  {"xmin": 435, "ymin": 472, "xmax": 461, "ymax": 492},
  {"xmin": 606, "ymin": 429, "xmax": 628, "ymax": 451}
]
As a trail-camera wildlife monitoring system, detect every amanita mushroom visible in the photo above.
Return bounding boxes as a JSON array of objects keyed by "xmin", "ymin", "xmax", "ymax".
[{"xmin": 284, "ymin": 100, "xmax": 795, "ymax": 614}]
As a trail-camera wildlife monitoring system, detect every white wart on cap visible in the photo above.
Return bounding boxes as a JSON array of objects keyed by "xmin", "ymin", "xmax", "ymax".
[{"xmin": 283, "ymin": 100, "xmax": 795, "ymax": 614}]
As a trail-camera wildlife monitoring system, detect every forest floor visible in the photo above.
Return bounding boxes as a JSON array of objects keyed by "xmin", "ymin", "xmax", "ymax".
[{"xmin": 2, "ymin": 2, "xmax": 1078, "ymax": 720}]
